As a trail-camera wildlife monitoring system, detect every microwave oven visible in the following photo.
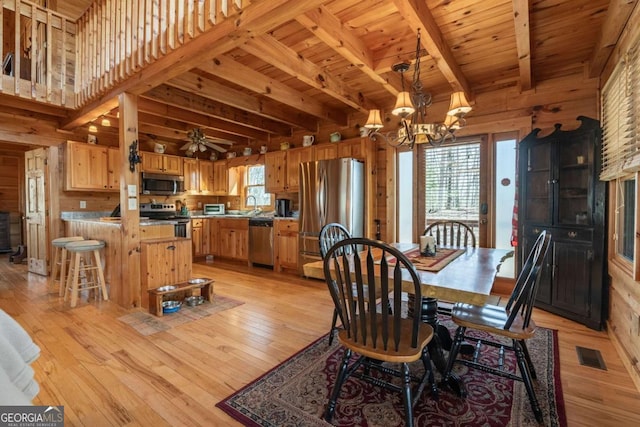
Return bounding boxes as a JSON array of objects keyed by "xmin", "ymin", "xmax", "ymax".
[
  {"xmin": 203, "ymin": 203, "xmax": 225, "ymax": 215},
  {"xmin": 141, "ymin": 172, "xmax": 185, "ymax": 195}
]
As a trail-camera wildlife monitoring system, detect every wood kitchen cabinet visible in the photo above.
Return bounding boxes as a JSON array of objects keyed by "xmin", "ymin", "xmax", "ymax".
[
  {"xmin": 183, "ymin": 158, "xmax": 199, "ymax": 193},
  {"xmin": 518, "ymin": 116, "xmax": 606, "ymax": 330},
  {"xmin": 140, "ymin": 237, "xmax": 192, "ymax": 308},
  {"xmin": 274, "ymin": 219, "xmax": 299, "ymax": 273},
  {"xmin": 216, "ymin": 218, "xmax": 249, "ymax": 261},
  {"xmin": 337, "ymin": 138, "xmax": 365, "ymax": 159},
  {"xmin": 265, "ymin": 150, "xmax": 287, "ymax": 193},
  {"xmin": 212, "ymin": 160, "xmax": 228, "ymax": 195},
  {"xmin": 107, "ymin": 147, "xmax": 121, "ymax": 190},
  {"xmin": 141, "ymin": 152, "xmax": 184, "ymax": 175},
  {"xmin": 286, "ymin": 146, "xmax": 313, "ymax": 191},
  {"xmin": 199, "ymin": 160, "xmax": 214, "ymax": 193},
  {"xmin": 314, "ymin": 144, "xmax": 337, "ymax": 161},
  {"xmin": 65, "ymin": 141, "xmax": 113, "ymax": 191},
  {"xmin": 191, "ymin": 218, "xmax": 211, "ymax": 257}
]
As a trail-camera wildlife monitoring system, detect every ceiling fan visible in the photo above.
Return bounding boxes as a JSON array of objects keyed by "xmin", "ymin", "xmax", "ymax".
[{"xmin": 180, "ymin": 128, "xmax": 233, "ymax": 155}]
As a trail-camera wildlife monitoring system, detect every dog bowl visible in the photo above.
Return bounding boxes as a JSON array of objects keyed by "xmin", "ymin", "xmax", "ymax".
[
  {"xmin": 162, "ymin": 300, "xmax": 182, "ymax": 314},
  {"xmin": 188, "ymin": 278, "xmax": 208, "ymax": 284},
  {"xmin": 184, "ymin": 295, "xmax": 205, "ymax": 307},
  {"xmin": 157, "ymin": 285, "xmax": 177, "ymax": 292}
]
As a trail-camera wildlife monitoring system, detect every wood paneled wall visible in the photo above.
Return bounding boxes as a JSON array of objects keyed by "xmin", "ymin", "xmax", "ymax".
[
  {"xmin": 601, "ymin": 3, "xmax": 640, "ymax": 392},
  {"xmin": 0, "ymin": 150, "xmax": 25, "ymax": 247}
]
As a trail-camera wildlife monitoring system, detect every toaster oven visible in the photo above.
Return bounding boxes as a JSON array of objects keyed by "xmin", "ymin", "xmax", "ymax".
[{"xmin": 203, "ymin": 203, "xmax": 225, "ymax": 215}]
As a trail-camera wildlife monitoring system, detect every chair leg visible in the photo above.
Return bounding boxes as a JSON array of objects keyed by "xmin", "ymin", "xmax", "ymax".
[
  {"xmin": 93, "ymin": 249, "xmax": 109, "ymax": 301},
  {"xmin": 324, "ymin": 348, "xmax": 351, "ymax": 422},
  {"xmin": 401, "ymin": 362, "xmax": 414, "ymax": 427},
  {"xmin": 328, "ymin": 308, "xmax": 339, "ymax": 346},
  {"xmin": 443, "ymin": 326, "xmax": 465, "ymax": 380},
  {"xmin": 520, "ymin": 339, "xmax": 537, "ymax": 380},
  {"xmin": 514, "ymin": 340, "xmax": 543, "ymax": 423},
  {"xmin": 418, "ymin": 347, "xmax": 438, "ymax": 402}
]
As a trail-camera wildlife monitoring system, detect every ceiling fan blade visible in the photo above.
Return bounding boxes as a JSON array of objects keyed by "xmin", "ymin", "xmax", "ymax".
[
  {"xmin": 179, "ymin": 141, "xmax": 192, "ymax": 150},
  {"xmin": 205, "ymin": 137, "xmax": 233, "ymax": 146},
  {"xmin": 203, "ymin": 140, "xmax": 227, "ymax": 152}
]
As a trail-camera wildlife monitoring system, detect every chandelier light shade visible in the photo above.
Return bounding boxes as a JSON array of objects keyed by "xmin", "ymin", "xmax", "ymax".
[
  {"xmin": 88, "ymin": 124, "xmax": 98, "ymax": 133},
  {"xmin": 392, "ymin": 91, "xmax": 415, "ymax": 117},
  {"xmin": 101, "ymin": 117, "xmax": 111, "ymax": 127},
  {"xmin": 365, "ymin": 109, "xmax": 384, "ymax": 129},
  {"xmin": 448, "ymin": 91, "xmax": 472, "ymax": 116},
  {"xmin": 364, "ymin": 30, "xmax": 472, "ymax": 148}
]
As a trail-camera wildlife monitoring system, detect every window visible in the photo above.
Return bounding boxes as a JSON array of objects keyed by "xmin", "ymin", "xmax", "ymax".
[
  {"xmin": 616, "ymin": 177, "xmax": 636, "ymax": 262},
  {"xmin": 245, "ymin": 164, "xmax": 271, "ymax": 208},
  {"xmin": 421, "ymin": 143, "xmax": 480, "ymax": 234}
]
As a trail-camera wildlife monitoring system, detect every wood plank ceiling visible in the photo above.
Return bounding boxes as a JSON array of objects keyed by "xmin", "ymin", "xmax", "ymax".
[{"xmin": 9, "ymin": 0, "xmax": 632, "ymax": 151}]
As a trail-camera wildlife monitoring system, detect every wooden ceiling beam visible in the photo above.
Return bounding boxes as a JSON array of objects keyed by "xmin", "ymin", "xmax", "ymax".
[
  {"xmin": 142, "ymin": 85, "xmax": 290, "ymax": 135},
  {"xmin": 392, "ymin": 0, "xmax": 472, "ymax": 99},
  {"xmin": 60, "ymin": 0, "xmax": 327, "ymax": 130},
  {"xmin": 137, "ymin": 95, "xmax": 272, "ymax": 141},
  {"xmin": 198, "ymin": 55, "xmax": 347, "ymax": 126},
  {"xmin": 588, "ymin": 0, "xmax": 638, "ymax": 78},
  {"xmin": 512, "ymin": 0, "xmax": 532, "ymax": 91},
  {"xmin": 243, "ymin": 36, "xmax": 377, "ymax": 113},
  {"xmin": 296, "ymin": 5, "xmax": 401, "ymax": 97},
  {"xmin": 165, "ymin": 72, "xmax": 316, "ymax": 130}
]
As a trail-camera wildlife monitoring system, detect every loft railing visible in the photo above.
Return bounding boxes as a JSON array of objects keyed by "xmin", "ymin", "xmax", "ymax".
[
  {"xmin": 0, "ymin": 0, "xmax": 76, "ymax": 107},
  {"xmin": 74, "ymin": 0, "xmax": 244, "ymax": 107}
]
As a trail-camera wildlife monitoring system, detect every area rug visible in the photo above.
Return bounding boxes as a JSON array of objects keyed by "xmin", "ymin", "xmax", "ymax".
[
  {"xmin": 118, "ymin": 295, "xmax": 243, "ymax": 336},
  {"xmin": 386, "ymin": 248, "xmax": 466, "ymax": 272},
  {"xmin": 217, "ymin": 323, "xmax": 565, "ymax": 426}
]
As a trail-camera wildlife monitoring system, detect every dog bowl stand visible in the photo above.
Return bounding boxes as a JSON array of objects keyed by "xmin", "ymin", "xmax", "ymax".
[{"xmin": 147, "ymin": 279, "xmax": 214, "ymax": 316}]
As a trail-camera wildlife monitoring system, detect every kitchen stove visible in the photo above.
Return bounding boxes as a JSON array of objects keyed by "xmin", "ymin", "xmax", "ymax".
[{"xmin": 139, "ymin": 203, "xmax": 190, "ymax": 237}]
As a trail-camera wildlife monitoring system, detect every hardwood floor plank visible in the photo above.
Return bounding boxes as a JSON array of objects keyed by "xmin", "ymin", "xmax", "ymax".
[{"xmin": 2, "ymin": 255, "xmax": 640, "ymax": 426}]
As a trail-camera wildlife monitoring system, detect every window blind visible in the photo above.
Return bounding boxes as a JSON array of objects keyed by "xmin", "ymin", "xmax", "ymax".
[
  {"xmin": 422, "ymin": 143, "xmax": 480, "ymax": 227},
  {"xmin": 601, "ymin": 39, "xmax": 639, "ymax": 180}
]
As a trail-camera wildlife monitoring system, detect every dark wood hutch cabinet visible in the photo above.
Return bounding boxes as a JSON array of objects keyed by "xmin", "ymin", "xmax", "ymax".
[{"xmin": 518, "ymin": 116, "xmax": 607, "ymax": 330}]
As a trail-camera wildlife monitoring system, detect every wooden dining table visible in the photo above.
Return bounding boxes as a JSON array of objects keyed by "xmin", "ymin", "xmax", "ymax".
[{"xmin": 302, "ymin": 242, "xmax": 514, "ymax": 305}]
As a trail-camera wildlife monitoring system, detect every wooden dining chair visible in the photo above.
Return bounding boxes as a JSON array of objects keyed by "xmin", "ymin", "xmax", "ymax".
[
  {"xmin": 323, "ymin": 238, "xmax": 437, "ymax": 427},
  {"xmin": 423, "ymin": 220, "xmax": 476, "ymax": 248},
  {"xmin": 442, "ymin": 230, "xmax": 551, "ymax": 424},
  {"xmin": 319, "ymin": 223, "xmax": 352, "ymax": 345}
]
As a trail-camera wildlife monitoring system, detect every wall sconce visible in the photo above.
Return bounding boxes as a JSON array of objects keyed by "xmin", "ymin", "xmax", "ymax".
[{"xmin": 128, "ymin": 140, "xmax": 141, "ymax": 172}]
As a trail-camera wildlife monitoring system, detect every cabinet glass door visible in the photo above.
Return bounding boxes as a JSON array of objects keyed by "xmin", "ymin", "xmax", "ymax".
[
  {"xmin": 556, "ymin": 136, "xmax": 590, "ymax": 226},
  {"xmin": 524, "ymin": 142, "xmax": 552, "ymax": 223}
]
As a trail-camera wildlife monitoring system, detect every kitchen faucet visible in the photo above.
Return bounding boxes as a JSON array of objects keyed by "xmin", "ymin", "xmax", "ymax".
[{"xmin": 246, "ymin": 195, "xmax": 258, "ymax": 212}]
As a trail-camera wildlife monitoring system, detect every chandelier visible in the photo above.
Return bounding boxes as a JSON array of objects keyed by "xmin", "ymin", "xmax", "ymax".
[{"xmin": 364, "ymin": 30, "xmax": 472, "ymax": 148}]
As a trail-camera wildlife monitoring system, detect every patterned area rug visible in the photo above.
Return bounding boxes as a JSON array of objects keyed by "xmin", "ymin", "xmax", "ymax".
[
  {"xmin": 118, "ymin": 295, "xmax": 243, "ymax": 336},
  {"xmin": 217, "ymin": 322, "xmax": 565, "ymax": 426}
]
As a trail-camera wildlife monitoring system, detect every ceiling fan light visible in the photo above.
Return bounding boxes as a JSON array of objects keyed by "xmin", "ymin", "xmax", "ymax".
[
  {"xmin": 392, "ymin": 91, "xmax": 415, "ymax": 118},
  {"xmin": 448, "ymin": 91, "xmax": 472, "ymax": 116},
  {"xmin": 199, "ymin": 144, "xmax": 207, "ymax": 152},
  {"xmin": 364, "ymin": 109, "xmax": 384, "ymax": 130}
]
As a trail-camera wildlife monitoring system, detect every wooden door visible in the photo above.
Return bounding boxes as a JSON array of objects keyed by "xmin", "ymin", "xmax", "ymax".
[
  {"xmin": 25, "ymin": 148, "xmax": 48, "ymax": 276},
  {"xmin": 67, "ymin": 142, "xmax": 108, "ymax": 190}
]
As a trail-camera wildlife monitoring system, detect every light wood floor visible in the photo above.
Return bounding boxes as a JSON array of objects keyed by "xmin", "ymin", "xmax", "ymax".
[{"xmin": 1, "ymin": 254, "xmax": 640, "ymax": 426}]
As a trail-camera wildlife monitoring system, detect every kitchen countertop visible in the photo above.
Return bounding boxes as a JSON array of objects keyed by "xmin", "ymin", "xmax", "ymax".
[{"xmin": 62, "ymin": 218, "xmax": 183, "ymax": 226}]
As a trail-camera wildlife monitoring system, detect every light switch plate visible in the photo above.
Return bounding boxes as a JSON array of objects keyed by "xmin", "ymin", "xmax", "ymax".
[
  {"xmin": 128, "ymin": 198, "xmax": 137, "ymax": 210},
  {"xmin": 80, "ymin": 201, "xmax": 86, "ymax": 209},
  {"xmin": 127, "ymin": 184, "xmax": 137, "ymax": 197}
]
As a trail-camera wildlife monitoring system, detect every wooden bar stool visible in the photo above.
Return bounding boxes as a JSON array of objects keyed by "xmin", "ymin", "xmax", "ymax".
[
  {"xmin": 51, "ymin": 236, "xmax": 84, "ymax": 296},
  {"xmin": 64, "ymin": 240, "xmax": 109, "ymax": 308}
]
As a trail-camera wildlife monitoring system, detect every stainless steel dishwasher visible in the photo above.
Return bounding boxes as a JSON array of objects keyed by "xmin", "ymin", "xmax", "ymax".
[{"xmin": 248, "ymin": 217, "xmax": 274, "ymax": 267}]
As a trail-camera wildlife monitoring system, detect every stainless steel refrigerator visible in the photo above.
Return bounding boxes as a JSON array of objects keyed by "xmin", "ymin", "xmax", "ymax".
[{"xmin": 299, "ymin": 158, "xmax": 364, "ymax": 270}]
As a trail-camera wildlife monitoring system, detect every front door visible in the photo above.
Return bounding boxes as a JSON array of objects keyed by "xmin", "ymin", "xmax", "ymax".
[{"xmin": 25, "ymin": 148, "xmax": 48, "ymax": 275}]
